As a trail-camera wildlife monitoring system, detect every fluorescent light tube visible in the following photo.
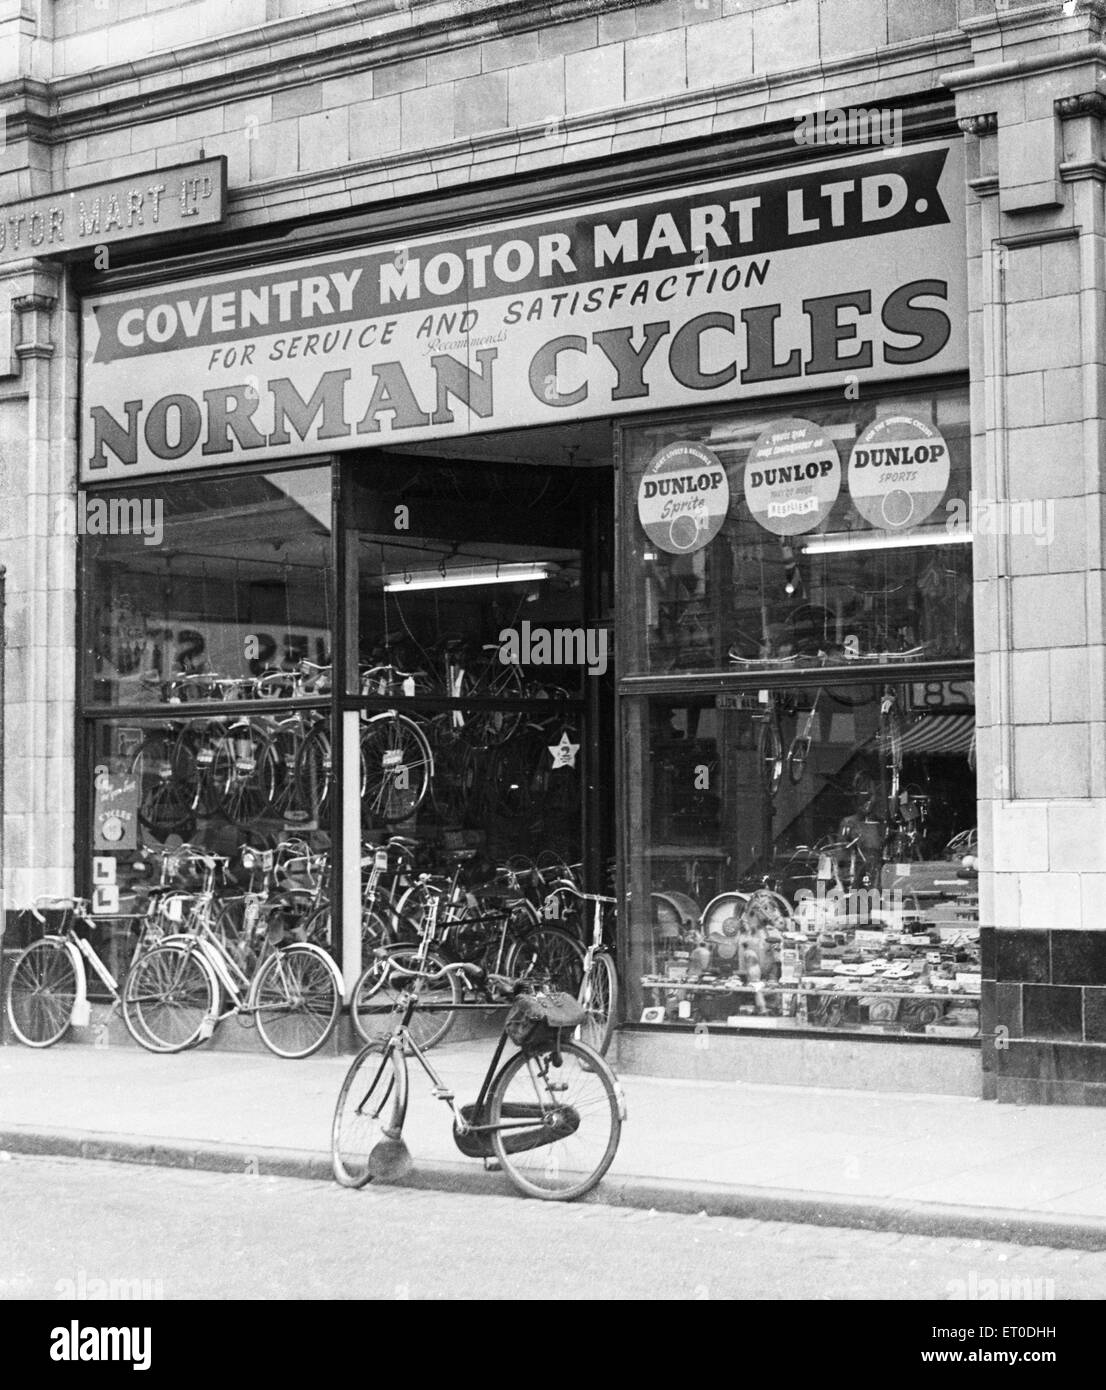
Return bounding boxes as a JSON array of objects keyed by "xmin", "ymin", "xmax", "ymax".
[
  {"xmin": 382, "ymin": 562, "xmax": 556, "ymax": 592},
  {"xmin": 801, "ymin": 531, "xmax": 973, "ymax": 556}
]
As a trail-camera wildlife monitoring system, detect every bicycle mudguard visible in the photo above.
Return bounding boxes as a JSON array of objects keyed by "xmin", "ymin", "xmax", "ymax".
[{"xmin": 452, "ymin": 1101, "xmax": 580, "ymax": 1159}]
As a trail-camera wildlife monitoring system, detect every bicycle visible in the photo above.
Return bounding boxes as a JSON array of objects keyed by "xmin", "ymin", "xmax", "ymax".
[
  {"xmin": 332, "ymin": 956, "xmax": 623, "ymax": 1201},
  {"xmin": 542, "ymin": 880, "xmax": 619, "ymax": 1056},
  {"xmin": 351, "ymin": 864, "xmax": 583, "ymax": 1050},
  {"xmin": 5, "ymin": 894, "xmax": 164, "ymax": 1048},
  {"xmin": 121, "ymin": 850, "xmax": 343, "ymax": 1058}
]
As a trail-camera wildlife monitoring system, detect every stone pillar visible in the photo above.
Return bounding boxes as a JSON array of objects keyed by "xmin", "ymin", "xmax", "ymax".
[
  {"xmin": 0, "ymin": 259, "xmax": 77, "ymax": 909},
  {"xmin": 949, "ymin": 0, "xmax": 1106, "ymax": 1102}
]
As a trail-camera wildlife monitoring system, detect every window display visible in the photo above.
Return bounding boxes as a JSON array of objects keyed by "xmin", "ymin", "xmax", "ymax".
[
  {"xmin": 621, "ymin": 386, "xmax": 977, "ymax": 1038},
  {"xmin": 348, "ymin": 457, "xmax": 594, "ymax": 863}
]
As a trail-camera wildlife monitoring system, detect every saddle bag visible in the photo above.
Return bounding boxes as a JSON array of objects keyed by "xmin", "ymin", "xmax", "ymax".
[{"xmin": 505, "ymin": 990, "xmax": 586, "ymax": 1053}]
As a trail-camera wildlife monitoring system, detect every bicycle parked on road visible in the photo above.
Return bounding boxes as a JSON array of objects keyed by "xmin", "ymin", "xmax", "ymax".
[{"xmin": 332, "ymin": 953, "xmax": 624, "ymax": 1201}]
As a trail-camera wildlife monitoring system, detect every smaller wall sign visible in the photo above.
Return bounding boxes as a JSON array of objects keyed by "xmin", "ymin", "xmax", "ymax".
[
  {"xmin": 847, "ymin": 414, "xmax": 950, "ymax": 530},
  {"xmin": 743, "ymin": 419, "xmax": 841, "ymax": 536},
  {"xmin": 0, "ymin": 158, "xmax": 227, "ymax": 266},
  {"xmin": 92, "ymin": 764, "xmax": 138, "ymax": 852},
  {"xmin": 637, "ymin": 440, "xmax": 730, "ymax": 554}
]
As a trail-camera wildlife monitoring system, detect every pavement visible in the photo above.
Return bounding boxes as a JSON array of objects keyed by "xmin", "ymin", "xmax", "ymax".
[{"xmin": 2, "ymin": 1039, "xmax": 1106, "ymax": 1250}]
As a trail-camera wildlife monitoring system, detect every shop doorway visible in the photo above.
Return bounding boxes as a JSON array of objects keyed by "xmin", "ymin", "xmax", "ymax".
[{"xmin": 345, "ymin": 422, "xmax": 615, "ymax": 886}]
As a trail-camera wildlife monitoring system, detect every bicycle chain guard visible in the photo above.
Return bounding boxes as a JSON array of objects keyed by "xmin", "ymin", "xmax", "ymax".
[{"xmin": 452, "ymin": 1101, "xmax": 580, "ymax": 1159}]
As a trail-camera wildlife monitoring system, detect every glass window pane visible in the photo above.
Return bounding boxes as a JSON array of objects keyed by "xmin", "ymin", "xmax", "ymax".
[
  {"xmin": 82, "ymin": 466, "xmax": 332, "ymax": 707},
  {"xmin": 350, "ymin": 458, "xmax": 586, "ymax": 697},
  {"xmin": 625, "ymin": 681, "xmax": 979, "ymax": 1036},
  {"xmin": 622, "ymin": 388, "xmax": 972, "ymax": 676}
]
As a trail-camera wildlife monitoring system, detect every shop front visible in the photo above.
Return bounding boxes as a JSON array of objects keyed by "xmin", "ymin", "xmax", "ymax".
[{"xmin": 75, "ymin": 126, "xmax": 976, "ymax": 1081}]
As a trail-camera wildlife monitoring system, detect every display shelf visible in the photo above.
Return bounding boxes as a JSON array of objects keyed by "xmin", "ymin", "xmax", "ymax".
[{"xmin": 641, "ymin": 976, "xmax": 980, "ymax": 1002}]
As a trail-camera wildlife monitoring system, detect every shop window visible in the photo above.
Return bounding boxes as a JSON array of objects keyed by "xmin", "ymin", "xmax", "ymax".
[
  {"xmin": 622, "ymin": 390, "xmax": 972, "ymax": 677},
  {"xmin": 80, "ymin": 466, "xmax": 335, "ymax": 938},
  {"xmin": 81, "ymin": 466, "xmax": 332, "ymax": 708},
  {"xmin": 348, "ymin": 456, "xmax": 593, "ymax": 864},
  {"xmin": 620, "ymin": 388, "xmax": 978, "ymax": 1039}
]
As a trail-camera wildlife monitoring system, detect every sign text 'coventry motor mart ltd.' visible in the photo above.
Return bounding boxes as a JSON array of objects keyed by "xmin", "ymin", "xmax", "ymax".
[{"xmin": 81, "ymin": 143, "xmax": 966, "ymax": 479}]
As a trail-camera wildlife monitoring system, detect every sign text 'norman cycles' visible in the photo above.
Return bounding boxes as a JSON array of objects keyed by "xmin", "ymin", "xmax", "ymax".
[
  {"xmin": 1, "ymin": 158, "xmax": 226, "ymax": 266},
  {"xmin": 80, "ymin": 143, "xmax": 967, "ymax": 480}
]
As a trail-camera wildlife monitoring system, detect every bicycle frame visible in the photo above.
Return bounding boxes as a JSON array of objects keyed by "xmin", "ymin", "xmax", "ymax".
[{"xmin": 370, "ymin": 977, "xmax": 569, "ymax": 1144}]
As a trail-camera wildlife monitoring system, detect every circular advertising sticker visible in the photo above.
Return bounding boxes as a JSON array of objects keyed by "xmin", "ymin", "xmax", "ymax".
[
  {"xmin": 637, "ymin": 440, "xmax": 730, "ymax": 555},
  {"xmin": 100, "ymin": 815, "xmax": 124, "ymax": 844},
  {"xmin": 848, "ymin": 415, "xmax": 951, "ymax": 531},
  {"xmin": 743, "ymin": 419, "xmax": 842, "ymax": 536}
]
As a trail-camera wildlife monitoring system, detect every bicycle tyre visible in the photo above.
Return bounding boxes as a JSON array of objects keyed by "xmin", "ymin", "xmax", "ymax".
[
  {"xmin": 332, "ymin": 1042, "xmax": 408, "ymax": 1189},
  {"xmin": 131, "ymin": 733, "xmax": 198, "ymax": 837},
  {"xmin": 360, "ymin": 713, "xmax": 433, "ymax": 826},
  {"xmin": 5, "ymin": 938, "xmax": 79, "ymax": 1047},
  {"xmin": 293, "ymin": 720, "xmax": 332, "ymax": 819},
  {"xmin": 122, "ymin": 941, "xmax": 217, "ymax": 1053},
  {"xmin": 756, "ymin": 715, "xmax": 784, "ymax": 797},
  {"xmin": 212, "ymin": 726, "xmax": 279, "ymax": 827},
  {"xmin": 460, "ymin": 661, "xmax": 527, "ymax": 748},
  {"xmin": 577, "ymin": 951, "xmax": 619, "ymax": 1057},
  {"xmin": 251, "ymin": 944, "xmax": 340, "ymax": 1059},
  {"xmin": 505, "ymin": 927, "xmax": 586, "ymax": 995},
  {"xmin": 488, "ymin": 1038, "xmax": 621, "ymax": 1201},
  {"xmin": 350, "ymin": 946, "xmax": 460, "ymax": 1051}
]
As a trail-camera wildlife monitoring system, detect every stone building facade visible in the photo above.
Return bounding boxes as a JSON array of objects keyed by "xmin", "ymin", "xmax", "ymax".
[{"xmin": 1, "ymin": 0, "xmax": 1103, "ymax": 1100}]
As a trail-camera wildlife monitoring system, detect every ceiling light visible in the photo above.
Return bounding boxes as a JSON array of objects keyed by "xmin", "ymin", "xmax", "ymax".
[
  {"xmin": 382, "ymin": 562, "xmax": 557, "ymax": 592},
  {"xmin": 801, "ymin": 531, "xmax": 973, "ymax": 556}
]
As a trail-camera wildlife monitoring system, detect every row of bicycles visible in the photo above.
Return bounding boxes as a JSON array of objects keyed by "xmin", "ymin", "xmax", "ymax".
[
  {"xmin": 132, "ymin": 648, "xmax": 580, "ymax": 840},
  {"xmin": 3, "ymin": 837, "xmax": 620, "ymax": 1063}
]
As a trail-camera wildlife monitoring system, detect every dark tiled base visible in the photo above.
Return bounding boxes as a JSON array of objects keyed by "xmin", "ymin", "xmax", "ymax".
[
  {"xmin": 992, "ymin": 1076, "xmax": 1106, "ymax": 1106},
  {"xmin": 983, "ymin": 927, "xmax": 1106, "ymax": 1104}
]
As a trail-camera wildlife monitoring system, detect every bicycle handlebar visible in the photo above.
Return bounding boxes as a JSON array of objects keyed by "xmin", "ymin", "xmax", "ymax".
[
  {"xmin": 379, "ymin": 954, "xmax": 522, "ymax": 999},
  {"xmin": 546, "ymin": 880, "xmax": 616, "ymax": 906},
  {"xmin": 30, "ymin": 895, "xmax": 88, "ymax": 922}
]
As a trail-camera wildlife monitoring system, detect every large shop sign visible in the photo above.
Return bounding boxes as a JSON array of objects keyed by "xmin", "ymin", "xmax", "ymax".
[{"xmin": 80, "ymin": 142, "xmax": 966, "ymax": 480}]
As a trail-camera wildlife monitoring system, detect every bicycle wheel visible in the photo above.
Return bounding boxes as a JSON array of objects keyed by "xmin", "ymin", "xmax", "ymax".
[
  {"xmin": 488, "ymin": 1039, "xmax": 621, "ymax": 1200},
  {"xmin": 460, "ymin": 660, "xmax": 527, "ymax": 747},
  {"xmin": 332, "ymin": 1043, "xmax": 408, "ymax": 1189},
  {"xmin": 756, "ymin": 715, "xmax": 784, "ymax": 797},
  {"xmin": 360, "ymin": 713, "xmax": 433, "ymax": 825},
  {"xmin": 212, "ymin": 726, "xmax": 279, "ymax": 827},
  {"xmin": 350, "ymin": 946, "xmax": 460, "ymax": 1051},
  {"xmin": 122, "ymin": 941, "xmax": 217, "ymax": 1053},
  {"xmin": 5, "ymin": 938, "xmax": 78, "ymax": 1047},
  {"xmin": 577, "ymin": 951, "xmax": 619, "ymax": 1057},
  {"xmin": 294, "ymin": 720, "xmax": 332, "ymax": 818},
  {"xmin": 251, "ymin": 944, "xmax": 340, "ymax": 1059},
  {"xmin": 506, "ymin": 927, "xmax": 586, "ymax": 995},
  {"xmin": 131, "ymin": 733, "xmax": 197, "ymax": 838}
]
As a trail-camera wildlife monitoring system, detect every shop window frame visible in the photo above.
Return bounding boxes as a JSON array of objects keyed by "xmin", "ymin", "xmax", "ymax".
[{"xmin": 612, "ymin": 373, "xmax": 977, "ymax": 1044}]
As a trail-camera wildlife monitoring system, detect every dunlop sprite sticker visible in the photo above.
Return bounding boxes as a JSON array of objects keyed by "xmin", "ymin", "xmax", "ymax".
[
  {"xmin": 743, "ymin": 419, "xmax": 842, "ymax": 536},
  {"xmin": 637, "ymin": 440, "xmax": 729, "ymax": 554},
  {"xmin": 847, "ymin": 414, "xmax": 950, "ymax": 529}
]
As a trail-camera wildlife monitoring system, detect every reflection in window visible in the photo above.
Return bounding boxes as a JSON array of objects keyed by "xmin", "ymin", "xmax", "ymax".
[
  {"xmin": 625, "ymin": 685, "xmax": 979, "ymax": 1035},
  {"xmin": 82, "ymin": 466, "xmax": 332, "ymax": 707},
  {"xmin": 624, "ymin": 390, "xmax": 973, "ymax": 676}
]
